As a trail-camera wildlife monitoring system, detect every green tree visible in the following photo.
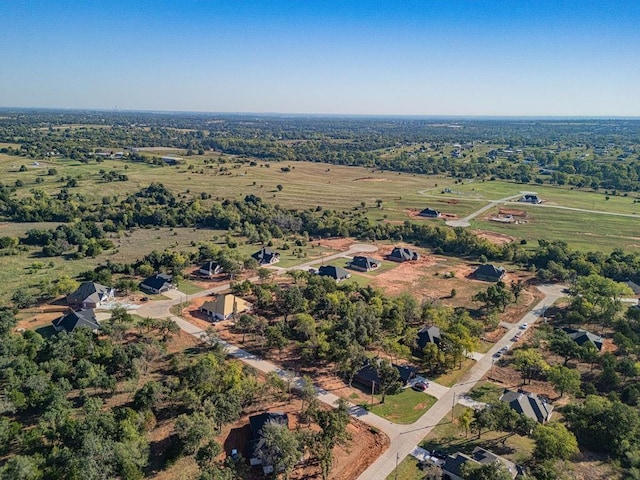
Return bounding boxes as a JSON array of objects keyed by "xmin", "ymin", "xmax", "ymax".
[
  {"xmin": 548, "ymin": 365, "xmax": 581, "ymax": 398},
  {"xmin": 376, "ymin": 359, "xmax": 402, "ymax": 404},
  {"xmin": 533, "ymin": 422, "xmax": 579, "ymax": 460},
  {"xmin": 12, "ymin": 289, "xmax": 36, "ymax": 309},
  {"xmin": 458, "ymin": 408, "xmax": 474, "ymax": 437},
  {"xmin": 461, "ymin": 460, "xmax": 512, "ymax": 480},
  {"xmin": 175, "ymin": 412, "xmax": 216, "ymax": 454},
  {"xmin": 513, "ymin": 348, "xmax": 549, "ymax": 384},
  {"xmin": 257, "ymin": 421, "xmax": 301, "ymax": 480},
  {"xmin": 313, "ymin": 399, "xmax": 350, "ymax": 480},
  {"xmin": 235, "ymin": 314, "xmax": 256, "ymax": 343}
]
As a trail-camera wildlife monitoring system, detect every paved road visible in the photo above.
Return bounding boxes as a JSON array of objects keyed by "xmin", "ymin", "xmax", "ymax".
[
  {"xmin": 356, "ymin": 283, "xmax": 565, "ymax": 480},
  {"xmin": 445, "ymin": 194, "xmax": 523, "ymax": 227},
  {"xmin": 130, "ymin": 248, "xmax": 564, "ymax": 480}
]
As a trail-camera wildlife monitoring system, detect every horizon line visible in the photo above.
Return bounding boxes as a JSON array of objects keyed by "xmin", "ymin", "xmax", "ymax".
[{"xmin": 1, "ymin": 106, "xmax": 639, "ymax": 121}]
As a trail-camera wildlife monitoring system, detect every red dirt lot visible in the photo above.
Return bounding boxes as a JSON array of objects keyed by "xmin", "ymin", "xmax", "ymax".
[{"xmin": 473, "ymin": 230, "xmax": 516, "ymax": 245}]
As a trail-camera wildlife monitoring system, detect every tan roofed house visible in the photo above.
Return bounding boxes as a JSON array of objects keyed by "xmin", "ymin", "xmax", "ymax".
[{"xmin": 201, "ymin": 294, "xmax": 251, "ymax": 321}]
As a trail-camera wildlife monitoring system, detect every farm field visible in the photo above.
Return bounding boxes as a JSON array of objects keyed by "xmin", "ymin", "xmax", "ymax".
[
  {"xmin": 471, "ymin": 205, "xmax": 640, "ymax": 252},
  {"xmin": 3, "ymin": 153, "xmax": 637, "ymax": 253},
  {"xmin": 0, "ymin": 226, "xmax": 229, "ymax": 304},
  {"xmin": 422, "ymin": 178, "xmax": 640, "ymax": 215}
]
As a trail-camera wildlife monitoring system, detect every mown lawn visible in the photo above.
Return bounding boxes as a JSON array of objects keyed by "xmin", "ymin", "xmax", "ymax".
[
  {"xmin": 420, "ymin": 405, "xmax": 534, "ymax": 464},
  {"xmin": 176, "ymin": 279, "xmax": 205, "ymax": 295},
  {"xmin": 432, "ymin": 358, "xmax": 476, "ymax": 387},
  {"xmin": 369, "ymin": 388, "xmax": 437, "ymax": 424},
  {"xmin": 468, "ymin": 381, "xmax": 504, "ymax": 403},
  {"xmin": 471, "ymin": 205, "xmax": 640, "ymax": 252},
  {"xmin": 384, "ymin": 456, "xmax": 425, "ymax": 480}
]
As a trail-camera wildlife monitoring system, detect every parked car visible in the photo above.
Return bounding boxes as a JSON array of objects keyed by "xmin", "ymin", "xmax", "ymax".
[
  {"xmin": 519, "ymin": 323, "xmax": 528, "ymax": 330},
  {"xmin": 412, "ymin": 381, "xmax": 429, "ymax": 391}
]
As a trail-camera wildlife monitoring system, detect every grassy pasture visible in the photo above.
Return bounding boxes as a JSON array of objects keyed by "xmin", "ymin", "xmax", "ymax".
[
  {"xmin": 422, "ymin": 177, "xmax": 640, "ymax": 215},
  {"xmin": 471, "ymin": 206, "xmax": 640, "ymax": 252}
]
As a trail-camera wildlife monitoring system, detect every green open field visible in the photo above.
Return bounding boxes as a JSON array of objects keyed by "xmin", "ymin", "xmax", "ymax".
[
  {"xmin": 471, "ymin": 205, "xmax": 640, "ymax": 252},
  {"xmin": 421, "ymin": 177, "xmax": 640, "ymax": 215},
  {"xmin": 370, "ymin": 388, "xmax": 438, "ymax": 424},
  {"xmin": 2, "ymin": 155, "xmax": 639, "ymax": 307}
]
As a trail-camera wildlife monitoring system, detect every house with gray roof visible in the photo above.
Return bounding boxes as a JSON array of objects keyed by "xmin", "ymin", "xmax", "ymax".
[
  {"xmin": 349, "ymin": 255, "xmax": 381, "ymax": 272},
  {"xmin": 519, "ymin": 194, "xmax": 542, "ymax": 204},
  {"xmin": 415, "ymin": 325, "xmax": 442, "ymax": 353},
  {"xmin": 388, "ymin": 246, "xmax": 420, "ymax": 262},
  {"xmin": 252, "ymin": 247, "xmax": 280, "ymax": 265},
  {"xmin": 66, "ymin": 282, "xmax": 114, "ymax": 309},
  {"xmin": 318, "ymin": 265, "xmax": 351, "ymax": 282},
  {"xmin": 500, "ymin": 389, "xmax": 553, "ymax": 423},
  {"xmin": 562, "ymin": 327, "xmax": 604, "ymax": 351},
  {"xmin": 248, "ymin": 412, "xmax": 291, "ymax": 475},
  {"xmin": 473, "ymin": 264, "xmax": 506, "ymax": 282},
  {"xmin": 443, "ymin": 447, "xmax": 517, "ymax": 480},
  {"xmin": 52, "ymin": 309, "xmax": 101, "ymax": 334},
  {"xmin": 140, "ymin": 273, "xmax": 175, "ymax": 294},
  {"xmin": 198, "ymin": 261, "xmax": 223, "ymax": 278},
  {"xmin": 418, "ymin": 207, "xmax": 441, "ymax": 218}
]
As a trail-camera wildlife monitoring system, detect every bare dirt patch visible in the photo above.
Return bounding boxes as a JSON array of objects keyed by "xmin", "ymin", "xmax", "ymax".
[
  {"xmin": 473, "ymin": 230, "xmax": 516, "ymax": 245},
  {"xmin": 353, "ymin": 177, "xmax": 389, "ymax": 182},
  {"xmin": 498, "ymin": 208, "xmax": 527, "ymax": 217},
  {"xmin": 317, "ymin": 237, "xmax": 355, "ymax": 251}
]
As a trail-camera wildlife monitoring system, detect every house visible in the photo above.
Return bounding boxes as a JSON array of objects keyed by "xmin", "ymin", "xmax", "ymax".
[
  {"xmin": 388, "ymin": 246, "xmax": 420, "ymax": 262},
  {"xmin": 52, "ymin": 309, "xmax": 101, "ymax": 334},
  {"xmin": 414, "ymin": 325, "xmax": 442, "ymax": 353},
  {"xmin": 353, "ymin": 359, "xmax": 417, "ymax": 393},
  {"xmin": 198, "ymin": 261, "xmax": 223, "ymax": 278},
  {"xmin": 252, "ymin": 247, "xmax": 280, "ymax": 265},
  {"xmin": 66, "ymin": 282, "xmax": 114, "ymax": 309},
  {"xmin": 248, "ymin": 412, "xmax": 290, "ymax": 475},
  {"xmin": 562, "ymin": 327, "xmax": 604, "ymax": 351},
  {"xmin": 473, "ymin": 264, "xmax": 506, "ymax": 282},
  {"xmin": 349, "ymin": 255, "xmax": 381, "ymax": 272},
  {"xmin": 520, "ymin": 194, "xmax": 542, "ymax": 204},
  {"xmin": 500, "ymin": 389, "xmax": 553, "ymax": 423},
  {"xmin": 317, "ymin": 265, "xmax": 351, "ymax": 282},
  {"xmin": 442, "ymin": 447, "xmax": 517, "ymax": 480},
  {"xmin": 139, "ymin": 273, "xmax": 175, "ymax": 294},
  {"xmin": 625, "ymin": 280, "xmax": 640, "ymax": 296},
  {"xmin": 418, "ymin": 207, "xmax": 441, "ymax": 218},
  {"xmin": 200, "ymin": 294, "xmax": 251, "ymax": 321}
]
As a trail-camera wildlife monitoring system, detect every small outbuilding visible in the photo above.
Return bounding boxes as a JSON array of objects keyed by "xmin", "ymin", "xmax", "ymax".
[{"xmin": 388, "ymin": 246, "xmax": 420, "ymax": 262}]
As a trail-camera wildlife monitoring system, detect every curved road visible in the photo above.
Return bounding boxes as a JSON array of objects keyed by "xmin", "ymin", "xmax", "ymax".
[{"xmin": 133, "ymin": 248, "xmax": 565, "ymax": 480}]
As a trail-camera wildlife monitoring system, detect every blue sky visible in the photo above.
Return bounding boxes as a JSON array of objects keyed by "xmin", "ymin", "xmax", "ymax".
[{"xmin": 0, "ymin": 1, "xmax": 638, "ymax": 116}]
